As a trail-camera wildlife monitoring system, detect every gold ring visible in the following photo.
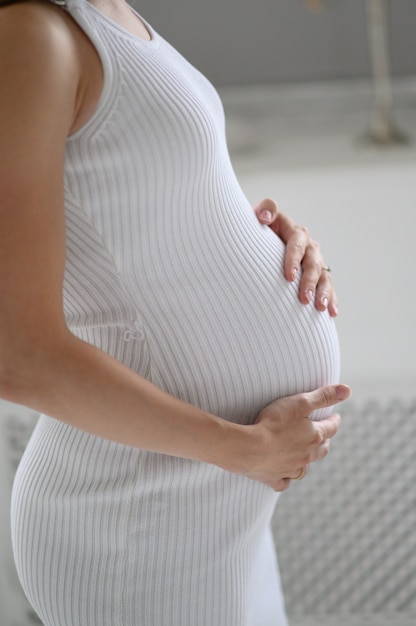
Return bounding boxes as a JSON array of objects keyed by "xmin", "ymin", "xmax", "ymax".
[
  {"xmin": 293, "ymin": 467, "xmax": 306, "ymax": 480},
  {"xmin": 322, "ymin": 266, "xmax": 332, "ymax": 272}
]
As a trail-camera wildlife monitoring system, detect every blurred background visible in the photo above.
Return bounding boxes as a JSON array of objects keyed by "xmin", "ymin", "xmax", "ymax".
[
  {"xmin": 140, "ymin": 0, "xmax": 415, "ymax": 85},
  {"xmin": 1, "ymin": 1, "xmax": 415, "ymax": 625}
]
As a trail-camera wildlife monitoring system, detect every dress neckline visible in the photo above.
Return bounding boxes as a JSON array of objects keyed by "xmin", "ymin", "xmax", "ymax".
[{"xmin": 67, "ymin": 0, "xmax": 160, "ymax": 47}]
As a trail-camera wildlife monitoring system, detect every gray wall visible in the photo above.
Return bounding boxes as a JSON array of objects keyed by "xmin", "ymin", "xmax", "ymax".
[{"xmin": 136, "ymin": 0, "xmax": 416, "ymax": 86}]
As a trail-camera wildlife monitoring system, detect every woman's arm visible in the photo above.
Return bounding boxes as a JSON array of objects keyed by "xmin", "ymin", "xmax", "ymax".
[{"xmin": 0, "ymin": 3, "xmax": 349, "ymax": 491}]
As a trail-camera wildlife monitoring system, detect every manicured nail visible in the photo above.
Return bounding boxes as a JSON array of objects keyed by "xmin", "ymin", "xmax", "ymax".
[
  {"xmin": 291, "ymin": 267, "xmax": 298, "ymax": 280},
  {"xmin": 321, "ymin": 296, "xmax": 329, "ymax": 309},
  {"xmin": 259, "ymin": 209, "xmax": 273, "ymax": 223},
  {"xmin": 306, "ymin": 289, "xmax": 314, "ymax": 303},
  {"xmin": 336, "ymin": 385, "xmax": 351, "ymax": 401}
]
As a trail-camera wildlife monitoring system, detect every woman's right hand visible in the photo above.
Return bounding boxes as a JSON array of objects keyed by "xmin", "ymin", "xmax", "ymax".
[{"xmin": 242, "ymin": 384, "xmax": 351, "ymax": 491}]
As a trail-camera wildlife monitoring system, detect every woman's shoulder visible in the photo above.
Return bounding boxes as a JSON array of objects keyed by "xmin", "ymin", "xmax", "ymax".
[
  {"xmin": 0, "ymin": 0, "xmax": 76, "ymax": 45},
  {"xmin": 0, "ymin": 0, "xmax": 81, "ymax": 88},
  {"xmin": 0, "ymin": 0, "xmax": 101, "ymax": 136}
]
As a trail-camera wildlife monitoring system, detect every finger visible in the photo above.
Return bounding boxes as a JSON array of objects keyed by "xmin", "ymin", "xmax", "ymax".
[
  {"xmin": 314, "ymin": 413, "xmax": 342, "ymax": 443},
  {"xmin": 316, "ymin": 288, "xmax": 338, "ymax": 316},
  {"xmin": 327, "ymin": 297, "xmax": 339, "ymax": 317},
  {"xmin": 297, "ymin": 384, "xmax": 351, "ymax": 417},
  {"xmin": 253, "ymin": 476, "xmax": 292, "ymax": 492},
  {"xmin": 254, "ymin": 198, "xmax": 279, "ymax": 225},
  {"xmin": 315, "ymin": 268, "xmax": 337, "ymax": 314},
  {"xmin": 316, "ymin": 270, "xmax": 339, "ymax": 317},
  {"xmin": 303, "ymin": 265, "xmax": 339, "ymax": 316},
  {"xmin": 287, "ymin": 465, "xmax": 308, "ymax": 480},
  {"xmin": 274, "ymin": 212, "xmax": 311, "ymax": 282},
  {"xmin": 270, "ymin": 477, "xmax": 292, "ymax": 492},
  {"xmin": 309, "ymin": 438, "xmax": 331, "ymax": 463},
  {"xmin": 298, "ymin": 241, "xmax": 323, "ymax": 303},
  {"xmin": 254, "ymin": 204, "xmax": 311, "ymax": 282},
  {"xmin": 284, "ymin": 228, "xmax": 310, "ymax": 282}
]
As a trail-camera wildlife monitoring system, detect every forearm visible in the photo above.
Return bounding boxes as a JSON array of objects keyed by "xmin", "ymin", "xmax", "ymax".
[{"xmin": 0, "ymin": 331, "xmax": 249, "ymax": 471}]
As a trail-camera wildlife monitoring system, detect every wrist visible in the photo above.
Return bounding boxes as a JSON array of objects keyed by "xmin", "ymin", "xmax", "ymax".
[{"xmin": 201, "ymin": 419, "xmax": 262, "ymax": 476}]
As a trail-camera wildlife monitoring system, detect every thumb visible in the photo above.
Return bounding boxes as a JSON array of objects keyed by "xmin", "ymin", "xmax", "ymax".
[
  {"xmin": 299, "ymin": 384, "xmax": 351, "ymax": 416},
  {"xmin": 334, "ymin": 384, "xmax": 351, "ymax": 402},
  {"xmin": 254, "ymin": 198, "xmax": 279, "ymax": 225}
]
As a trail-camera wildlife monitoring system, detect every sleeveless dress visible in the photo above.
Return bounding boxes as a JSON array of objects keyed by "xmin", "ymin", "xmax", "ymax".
[{"xmin": 11, "ymin": 2, "xmax": 340, "ymax": 625}]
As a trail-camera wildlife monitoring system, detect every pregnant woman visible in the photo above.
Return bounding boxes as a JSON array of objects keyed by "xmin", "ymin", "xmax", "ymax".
[{"xmin": 1, "ymin": 0, "xmax": 350, "ymax": 624}]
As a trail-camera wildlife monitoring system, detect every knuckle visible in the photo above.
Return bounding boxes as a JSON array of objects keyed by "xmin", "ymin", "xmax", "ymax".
[
  {"xmin": 321, "ymin": 386, "xmax": 334, "ymax": 406},
  {"xmin": 310, "ymin": 238, "xmax": 320, "ymax": 251},
  {"xmin": 298, "ymin": 392, "xmax": 311, "ymax": 414},
  {"xmin": 295, "ymin": 226, "xmax": 310, "ymax": 244},
  {"xmin": 317, "ymin": 443, "xmax": 330, "ymax": 462},
  {"xmin": 263, "ymin": 197, "xmax": 279, "ymax": 212},
  {"xmin": 321, "ymin": 444, "xmax": 330, "ymax": 458},
  {"xmin": 314, "ymin": 259, "xmax": 323, "ymax": 273},
  {"xmin": 303, "ymin": 256, "xmax": 321, "ymax": 275},
  {"xmin": 292, "ymin": 241, "xmax": 303, "ymax": 251},
  {"xmin": 321, "ymin": 272, "xmax": 333, "ymax": 285},
  {"xmin": 312, "ymin": 430, "xmax": 325, "ymax": 447},
  {"xmin": 320, "ymin": 438, "xmax": 330, "ymax": 453},
  {"xmin": 301, "ymin": 453, "xmax": 313, "ymax": 465}
]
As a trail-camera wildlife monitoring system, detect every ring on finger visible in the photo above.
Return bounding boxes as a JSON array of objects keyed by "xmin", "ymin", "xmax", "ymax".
[{"xmin": 293, "ymin": 467, "xmax": 306, "ymax": 480}]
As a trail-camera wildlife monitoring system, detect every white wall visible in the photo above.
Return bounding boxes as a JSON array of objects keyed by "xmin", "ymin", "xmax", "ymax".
[{"xmin": 240, "ymin": 163, "xmax": 415, "ymax": 392}]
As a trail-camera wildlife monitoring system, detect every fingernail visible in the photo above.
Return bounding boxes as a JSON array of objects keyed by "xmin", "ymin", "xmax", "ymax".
[
  {"xmin": 259, "ymin": 209, "xmax": 273, "ymax": 223},
  {"xmin": 306, "ymin": 289, "xmax": 314, "ymax": 303},
  {"xmin": 332, "ymin": 303, "xmax": 339, "ymax": 316},
  {"xmin": 321, "ymin": 296, "xmax": 329, "ymax": 309},
  {"xmin": 291, "ymin": 267, "xmax": 298, "ymax": 280},
  {"xmin": 336, "ymin": 385, "xmax": 351, "ymax": 401}
]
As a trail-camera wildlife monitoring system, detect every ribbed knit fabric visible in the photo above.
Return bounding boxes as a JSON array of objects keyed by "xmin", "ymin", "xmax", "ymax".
[{"xmin": 11, "ymin": 2, "xmax": 340, "ymax": 625}]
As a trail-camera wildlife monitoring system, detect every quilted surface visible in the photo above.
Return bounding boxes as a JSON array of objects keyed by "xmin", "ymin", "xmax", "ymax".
[{"xmin": 273, "ymin": 396, "xmax": 416, "ymax": 623}]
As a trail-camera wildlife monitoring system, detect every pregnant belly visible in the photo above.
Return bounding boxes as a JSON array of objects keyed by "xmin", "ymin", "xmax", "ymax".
[{"xmin": 137, "ymin": 217, "xmax": 340, "ymax": 425}]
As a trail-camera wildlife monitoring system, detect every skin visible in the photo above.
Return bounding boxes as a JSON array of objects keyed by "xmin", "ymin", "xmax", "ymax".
[
  {"xmin": 0, "ymin": 0, "xmax": 349, "ymax": 492},
  {"xmin": 255, "ymin": 198, "xmax": 338, "ymax": 316}
]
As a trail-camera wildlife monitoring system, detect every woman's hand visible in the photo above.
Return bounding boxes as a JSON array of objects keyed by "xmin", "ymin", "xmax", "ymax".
[
  {"xmin": 254, "ymin": 198, "xmax": 338, "ymax": 317},
  {"xmin": 242, "ymin": 384, "xmax": 350, "ymax": 491}
]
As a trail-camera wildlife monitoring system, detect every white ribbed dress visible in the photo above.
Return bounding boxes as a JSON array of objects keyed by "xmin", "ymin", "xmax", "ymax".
[{"xmin": 11, "ymin": 2, "xmax": 340, "ymax": 625}]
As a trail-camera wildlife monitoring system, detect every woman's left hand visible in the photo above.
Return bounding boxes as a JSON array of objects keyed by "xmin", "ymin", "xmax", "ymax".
[{"xmin": 254, "ymin": 198, "xmax": 338, "ymax": 317}]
